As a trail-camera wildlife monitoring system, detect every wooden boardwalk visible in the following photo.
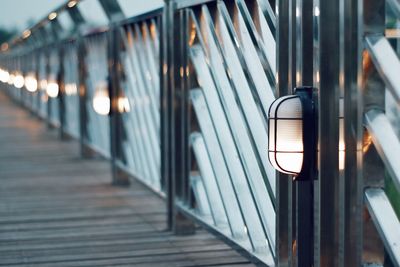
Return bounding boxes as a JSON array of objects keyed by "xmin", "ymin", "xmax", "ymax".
[{"xmin": 0, "ymin": 93, "xmax": 254, "ymax": 267}]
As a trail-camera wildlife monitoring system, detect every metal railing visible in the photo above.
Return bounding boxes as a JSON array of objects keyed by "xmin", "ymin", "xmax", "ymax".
[
  {"xmin": 167, "ymin": 0, "xmax": 277, "ymax": 264},
  {"xmin": 363, "ymin": 0, "xmax": 400, "ymax": 264},
  {"xmin": 1, "ymin": 0, "xmax": 400, "ymax": 266}
]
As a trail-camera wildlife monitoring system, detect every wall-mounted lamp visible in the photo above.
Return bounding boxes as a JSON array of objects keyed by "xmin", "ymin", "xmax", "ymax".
[
  {"xmin": 48, "ymin": 12, "xmax": 57, "ymax": 21},
  {"xmin": 39, "ymin": 79, "xmax": 48, "ymax": 91},
  {"xmin": 268, "ymin": 86, "xmax": 317, "ymax": 180},
  {"xmin": 46, "ymin": 77, "xmax": 59, "ymax": 98},
  {"xmin": 13, "ymin": 72, "xmax": 25, "ymax": 89},
  {"xmin": 67, "ymin": 0, "xmax": 77, "ymax": 8},
  {"xmin": 8, "ymin": 73, "xmax": 15, "ymax": 85},
  {"xmin": 93, "ymin": 80, "xmax": 110, "ymax": 115},
  {"xmin": 25, "ymin": 73, "xmax": 38, "ymax": 92},
  {"xmin": 0, "ymin": 69, "xmax": 9, "ymax": 83},
  {"xmin": 117, "ymin": 96, "xmax": 130, "ymax": 113}
]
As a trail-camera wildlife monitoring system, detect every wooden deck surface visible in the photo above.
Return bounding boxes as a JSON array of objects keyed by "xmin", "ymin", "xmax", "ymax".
[{"xmin": 0, "ymin": 93, "xmax": 254, "ymax": 267}]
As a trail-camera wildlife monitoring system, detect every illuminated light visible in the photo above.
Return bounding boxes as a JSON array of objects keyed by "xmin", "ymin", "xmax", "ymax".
[
  {"xmin": 25, "ymin": 73, "xmax": 38, "ymax": 92},
  {"xmin": 339, "ymin": 98, "xmax": 345, "ymax": 170},
  {"xmin": 67, "ymin": 0, "xmax": 77, "ymax": 8},
  {"xmin": 268, "ymin": 87, "xmax": 317, "ymax": 180},
  {"xmin": 92, "ymin": 81, "xmax": 110, "ymax": 115},
  {"xmin": 1, "ymin": 43, "xmax": 9, "ymax": 51},
  {"xmin": 296, "ymin": 7, "xmax": 300, "ymax": 18},
  {"xmin": 0, "ymin": 69, "xmax": 9, "ymax": 83},
  {"xmin": 46, "ymin": 80, "xmax": 59, "ymax": 98},
  {"xmin": 117, "ymin": 96, "xmax": 130, "ymax": 113},
  {"xmin": 65, "ymin": 83, "xmax": 78, "ymax": 95},
  {"xmin": 22, "ymin": 29, "xmax": 31, "ymax": 39},
  {"xmin": 48, "ymin": 12, "xmax": 57, "ymax": 20},
  {"xmin": 14, "ymin": 73, "xmax": 25, "ymax": 89},
  {"xmin": 39, "ymin": 79, "xmax": 48, "ymax": 91},
  {"xmin": 8, "ymin": 73, "xmax": 15, "ymax": 85},
  {"xmin": 314, "ymin": 6, "xmax": 320, "ymax": 17}
]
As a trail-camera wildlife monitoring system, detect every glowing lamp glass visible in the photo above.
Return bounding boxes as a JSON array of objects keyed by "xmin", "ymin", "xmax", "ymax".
[
  {"xmin": 0, "ymin": 69, "xmax": 9, "ymax": 83},
  {"xmin": 268, "ymin": 96, "xmax": 304, "ymax": 175},
  {"xmin": 93, "ymin": 81, "xmax": 110, "ymax": 115},
  {"xmin": 117, "ymin": 96, "xmax": 130, "ymax": 113},
  {"xmin": 25, "ymin": 73, "xmax": 38, "ymax": 92},
  {"xmin": 65, "ymin": 83, "xmax": 78, "ymax": 95},
  {"xmin": 40, "ymin": 79, "xmax": 48, "ymax": 91},
  {"xmin": 8, "ymin": 73, "xmax": 15, "ymax": 85},
  {"xmin": 46, "ymin": 80, "xmax": 59, "ymax": 98},
  {"xmin": 14, "ymin": 73, "xmax": 25, "ymax": 89}
]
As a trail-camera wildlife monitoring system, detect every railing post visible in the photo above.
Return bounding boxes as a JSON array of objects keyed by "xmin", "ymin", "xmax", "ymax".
[
  {"xmin": 316, "ymin": 1, "xmax": 341, "ymax": 266},
  {"xmin": 163, "ymin": 0, "xmax": 195, "ymax": 234},
  {"xmin": 342, "ymin": 0, "xmax": 364, "ymax": 266},
  {"xmin": 276, "ymin": 0, "xmax": 292, "ymax": 266},
  {"xmin": 58, "ymin": 45, "xmax": 68, "ymax": 140},
  {"xmin": 108, "ymin": 26, "xmax": 130, "ymax": 186},
  {"xmin": 77, "ymin": 38, "xmax": 92, "ymax": 158}
]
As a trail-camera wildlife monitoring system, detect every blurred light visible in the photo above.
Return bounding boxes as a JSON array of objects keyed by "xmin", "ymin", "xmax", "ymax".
[
  {"xmin": 22, "ymin": 30, "xmax": 31, "ymax": 39},
  {"xmin": 314, "ymin": 6, "xmax": 320, "ymax": 17},
  {"xmin": 65, "ymin": 83, "xmax": 78, "ymax": 95},
  {"xmin": 47, "ymin": 80, "xmax": 59, "ymax": 98},
  {"xmin": 25, "ymin": 73, "xmax": 38, "ymax": 92},
  {"xmin": 118, "ymin": 96, "xmax": 130, "ymax": 113},
  {"xmin": 48, "ymin": 12, "xmax": 57, "ymax": 20},
  {"xmin": 93, "ymin": 81, "xmax": 110, "ymax": 115},
  {"xmin": 39, "ymin": 79, "xmax": 48, "ymax": 91},
  {"xmin": 68, "ymin": 0, "xmax": 77, "ymax": 8},
  {"xmin": 1, "ymin": 43, "xmax": 8, "ymax": 51},
  {"xmin": 8, "ymin": 73, "xmax": 15, "ymax": 85},
  {"xmin": 0, "ymin": 69, "xmax": 9, "ymax": 83},
  {"xmin": 14, "ymin": 73, "xmax": 25, "ymax": 88}
]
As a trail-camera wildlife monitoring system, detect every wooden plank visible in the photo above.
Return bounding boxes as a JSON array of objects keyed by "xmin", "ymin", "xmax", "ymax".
[{"xmin": 0, "ymin": 92, "xmax": 253, "ymax": 266}]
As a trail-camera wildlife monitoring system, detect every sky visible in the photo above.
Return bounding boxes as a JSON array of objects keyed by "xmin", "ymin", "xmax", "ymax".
[{"xmin": 0, "ymin": 0, "xmax": 163, "ymax": 34}]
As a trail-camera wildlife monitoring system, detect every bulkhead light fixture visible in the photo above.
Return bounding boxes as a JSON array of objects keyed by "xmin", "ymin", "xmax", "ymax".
[
  {"xmin": 46, "ymin": 76, "xmax": 59, "ymax": 98},
  {"xmin": 93, "ymin": 80, "xmax": 110, "ymax": 115},
  {"xmin": 117, "ymin": 96, "xmax": 130, "ymax": 113},
  {"xmin": 0, "ymin": 69, "xmax": 9, "ymax": 83},
  {"xmin": 13, "ymin": 72, "xmax": 25, "ymax": 89},
  {"xmin": 8, "ymin": 73, "xmax": 15, "ymax": 85},
  {"xmin": 25, "ymin": 72, "xmax": 38, "ymax": 92},
  {"xmin": 268, "ymin": 86, "xmax": 317, "ymax": 180}
]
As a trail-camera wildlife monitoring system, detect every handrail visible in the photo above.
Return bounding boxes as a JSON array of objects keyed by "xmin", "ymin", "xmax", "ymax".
[
  {"xmin": 365, "ymin": 188, "xmax": 400, "ymax": 265},
  {"xmin": 365, "ymin": 35, "xmax": 400, "ymax": 105},
  {"xmin": 365, "ymin": 109, "xmax": 400, "ymax": 194}
]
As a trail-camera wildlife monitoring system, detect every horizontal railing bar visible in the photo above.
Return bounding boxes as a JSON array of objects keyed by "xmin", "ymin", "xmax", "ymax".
[
  {"xmin": 365, "ymin": 35, "xmax": 400, "ymax": 105},
  {"xmin": 365, "ymin": 188, "xmax": 400, "ymax": 265},
  {"xmin": 174, "ymin": 0, "xmax": 216, "ymax": 10},
  {"xmin": 365, "ymin": 109, "xmax": 400, "ymax": 194},
  {"xmin": 117, "ymin": 8, "xmax": 163, "ymax": 28}
]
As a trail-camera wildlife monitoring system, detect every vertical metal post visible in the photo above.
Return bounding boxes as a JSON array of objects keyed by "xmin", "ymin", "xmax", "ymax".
[
  {"xmin": 77, "ymin": 38, "xmax": 92, "ymax": 158},
  {"xmin": 295, "ymin": 0, "xmax": 314, "ymax": 266},
  {"xmin": 163, "ymin": 0, "xmax": 194, "ymax": 234},
  {"xmin": 317, "ymin": 0, "xmax": 341, "ymax": 266},
  {"xmin": 342, "ymin": 0, "xmax": 364, "ymax": 265},
  {"xmin": 58, "ymin": 45, "xmax": 68, "ymax": 140},
  {"xmin": 45, "ymin": 47, "xmax": 53, "ymax": 128},
  {"xmin": 162, "ymin": 0, "xmax": 174, "ymax": 230},
  {"xmin": 276, "ymin": 0, "xmax": 292, "ymax": 266},
  {"xmin": 108, "ymin": 26, "xmax": 129, "ymax": 186}
]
